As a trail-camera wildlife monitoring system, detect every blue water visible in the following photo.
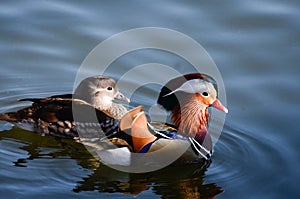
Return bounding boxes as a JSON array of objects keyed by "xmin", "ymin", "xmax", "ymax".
[{"xmin": 1, "ymin": 0, "xmax": 300, "ymax": 198}]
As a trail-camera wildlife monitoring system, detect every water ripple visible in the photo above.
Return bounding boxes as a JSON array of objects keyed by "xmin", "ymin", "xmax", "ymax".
[{"xmin": 206, "ymin": 122, "xmax": 290, "ymax": 195}]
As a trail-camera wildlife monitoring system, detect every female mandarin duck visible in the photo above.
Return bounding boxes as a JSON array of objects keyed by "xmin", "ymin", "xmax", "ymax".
[
  {"xmin": 0, "ymin": 75, "xmax": 129, "ymax": 139},
  {"xmin": 117, "ymin": 73, "xmax": 228, "ymax": 165}
]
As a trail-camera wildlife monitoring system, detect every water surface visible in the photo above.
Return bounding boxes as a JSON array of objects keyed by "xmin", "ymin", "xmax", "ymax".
[{"xmin": 1, "ymin": 0, "xmax": 300, "ymax": 198}]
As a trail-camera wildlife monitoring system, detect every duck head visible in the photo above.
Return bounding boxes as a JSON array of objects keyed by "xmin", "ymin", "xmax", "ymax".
[
  {"xmin": 157, "ymin": 73, "xmax": 228, "ymax": 138},
  {"xmin": 74, "ymin": 76, "xmax": 130, "ymax": 110}
]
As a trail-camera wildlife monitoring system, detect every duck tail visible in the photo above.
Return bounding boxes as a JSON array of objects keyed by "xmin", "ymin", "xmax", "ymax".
[{"xmin": 0, "ymin": 113, "xmax": 16, "ymax": 122}]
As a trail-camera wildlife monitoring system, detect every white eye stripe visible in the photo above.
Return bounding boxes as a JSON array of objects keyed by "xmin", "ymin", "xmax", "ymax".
[
  {"xmin": 94, "ymin": 87, "xmax": 114, "ymax": 93},
  {"xmin": 163, "ymin": 79, "xmax": 211, "ymax": 97},
  {"xmin": 95, "ymin": 88, "xmax": 106, "ymax": 92}
]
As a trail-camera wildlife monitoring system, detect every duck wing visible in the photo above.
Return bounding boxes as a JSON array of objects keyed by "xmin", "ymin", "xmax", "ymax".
[
  {"xmin": 148, "ymin": 122, "xmax": 212, "ymax": 160},
  {"xmin": 0, "ymin": 97, "xmax": 119, "ymax": 139},
  {"xmin": 48, "ymin": 93, "xmax": 73, "ymax": 99}
]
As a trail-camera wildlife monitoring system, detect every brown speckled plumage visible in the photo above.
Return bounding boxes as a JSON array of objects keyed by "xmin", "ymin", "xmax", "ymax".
[{"xmin": 0, "ymin": 76, "xmax": 129, "ymax": 140}]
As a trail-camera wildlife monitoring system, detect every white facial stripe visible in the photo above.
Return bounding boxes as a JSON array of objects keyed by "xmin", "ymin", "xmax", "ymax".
[
  {"xmin": 95, "ymin": 88, "xmax": 107, "ymax": 92},
  {"xmin": 163, "ymin": 79, "xmax": 214, "ymax": 97}
]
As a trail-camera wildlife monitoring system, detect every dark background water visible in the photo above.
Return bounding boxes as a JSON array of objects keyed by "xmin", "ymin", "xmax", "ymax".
[{"xmin": 1, "ymin": 0, "xmax": 300, "ymax": 198}]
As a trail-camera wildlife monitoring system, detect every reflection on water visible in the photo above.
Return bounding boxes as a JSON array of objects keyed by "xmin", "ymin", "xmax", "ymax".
[
  {"xmin": 74, "ymin": 162, "xmax": 223, "ymax": 198},
  {"xmin": 0, "ymin": 128, "xmax": 222, "ymax": 198}
]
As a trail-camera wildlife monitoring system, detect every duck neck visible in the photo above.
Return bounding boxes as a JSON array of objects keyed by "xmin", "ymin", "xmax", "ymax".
[
  {"xmin": 171, "ymin": 95, "xmax": 210, "ymax": 143},
  {"xmin": 107, "ymin": 103, "xmax": 127, "ymax": 120}
]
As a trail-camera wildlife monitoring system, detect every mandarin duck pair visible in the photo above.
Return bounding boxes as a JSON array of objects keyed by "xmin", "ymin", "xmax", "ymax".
[{"xmin": 0, "ymin": 73, "xmax": 227, "ymax": 165}]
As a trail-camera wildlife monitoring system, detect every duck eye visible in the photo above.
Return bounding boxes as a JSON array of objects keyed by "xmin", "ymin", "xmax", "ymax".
[
  {"xmin": 201, "ymin": 91, "xmax": 209, "ymax": 97},
  {"xmin": 107, "ymin": 87, "xmax": 113, "ymax": 91}
]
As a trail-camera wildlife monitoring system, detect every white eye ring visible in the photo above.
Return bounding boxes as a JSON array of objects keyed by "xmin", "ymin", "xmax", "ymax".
[
  {"xmin": 201, "ymin": 91, "xmax": 209, "ymax": 97},
  {"xmin": 107, "ymin": 87, "xmax": 113, "ymax": 91}
]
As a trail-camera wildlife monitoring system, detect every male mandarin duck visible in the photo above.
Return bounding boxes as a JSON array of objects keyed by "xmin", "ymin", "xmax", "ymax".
[
  {"xmin": 117, "ymin": 73, "xmax": 228, "ymax": 165},
  {"xmin": 0, "ymin": 75, "xmax": 129, "ymax": 139}
]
